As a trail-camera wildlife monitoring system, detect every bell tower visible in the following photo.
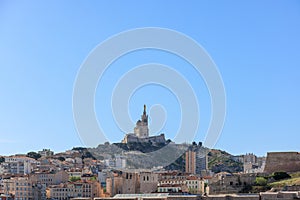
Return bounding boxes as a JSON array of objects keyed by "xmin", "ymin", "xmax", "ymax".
[{"xmin": 134, "ymin": 104, "xmax": 149, "ymax": 138}]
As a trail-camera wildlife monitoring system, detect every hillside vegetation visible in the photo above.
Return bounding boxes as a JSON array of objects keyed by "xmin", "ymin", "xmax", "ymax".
[
  {"xmin": 208, "ymin": 149, "xmax": 243, "ymax": 173},
  {"xmin": 91, "ymin": 142, "xmax": 242, "ymax": 172},
  {"xmin": 269, "ymin": 172, "xmax": 300, "ymax": 188}
]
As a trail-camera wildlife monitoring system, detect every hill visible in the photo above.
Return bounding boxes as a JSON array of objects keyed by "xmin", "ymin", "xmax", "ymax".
[
  {"xmin": 208, "ymin": 149, "xmax": 243, "ymax": 173},
  {"xmin": 87, "ymin": 142, "xmax": 243, "ymax": 172},
  {"xmin": 165, "ymin": 148, "xmax": 243, "ymax": 173}
]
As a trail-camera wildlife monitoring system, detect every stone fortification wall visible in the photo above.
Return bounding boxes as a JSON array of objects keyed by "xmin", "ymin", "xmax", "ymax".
[{"xmin": 264, "ymin": 152, "xmax": 300, "ymax": 173}]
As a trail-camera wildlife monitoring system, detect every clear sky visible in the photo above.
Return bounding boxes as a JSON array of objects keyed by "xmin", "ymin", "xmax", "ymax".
[{"xmin": 0, "ymin": 1, "xmax": 299, "ymax": 156}]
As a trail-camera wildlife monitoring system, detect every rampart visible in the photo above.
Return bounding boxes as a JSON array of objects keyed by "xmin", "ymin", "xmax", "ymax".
[{"xmin": 264, "ymin": 152, "xmax": 300, "ymax": 173}]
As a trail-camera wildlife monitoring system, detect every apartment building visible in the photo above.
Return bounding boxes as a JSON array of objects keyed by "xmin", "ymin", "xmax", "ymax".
[{"xmin": 46, "ymin": 180, "xmax": 101, "ymax": 199}]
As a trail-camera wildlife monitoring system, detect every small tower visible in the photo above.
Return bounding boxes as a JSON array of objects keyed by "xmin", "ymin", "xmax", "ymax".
[
  {"xmin": 134, "ymin": 104, "xmax": 149, "ymax": 138},
  {"xmin": 142, "ymin": 104, "xmax": 148, "ymax": 124}
]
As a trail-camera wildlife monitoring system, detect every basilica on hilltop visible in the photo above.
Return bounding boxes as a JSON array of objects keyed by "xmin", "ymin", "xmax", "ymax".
[{"xmin": 122, "ymin": 105, "xmax": 166, "ymax": 144}]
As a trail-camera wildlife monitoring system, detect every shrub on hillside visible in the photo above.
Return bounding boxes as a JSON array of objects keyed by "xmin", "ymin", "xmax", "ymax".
[
  {"xmin": 255, "ymin": 177, "xmax": 268, "ymax": 186},
  {"xmin": 272, "ymin": 172, "xmax": 291, "ymax": 181}
]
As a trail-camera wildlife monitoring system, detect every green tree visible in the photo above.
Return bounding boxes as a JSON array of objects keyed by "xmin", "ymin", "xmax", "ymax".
[
  {"xmin": 272, "ymin": 172, "xmax": 291, "ymax": 181},
  {"xmin": 255, "ymin": 177, "xmax": 267, "ymax": 186},
  {"xmin": 83, "ymin": 151, "xmax": 96, "ymax": 159},
  {"xmin": 26, "ymin": 152, "xmax": 41, "ymax": 160},
  {"xmin": 72, "ymin": 147, "xmax": 87, "ymax": 152},
  {"xmin": 70, "ymin": 176, "xmax": 81, "ymax": 182},
  {"xmin": 57, "ymin": 157, "xmax": 65, "ymax": 161},
  {"xmin": 0, "ymin": 157, "xmax": 5, "ymax": 163}
]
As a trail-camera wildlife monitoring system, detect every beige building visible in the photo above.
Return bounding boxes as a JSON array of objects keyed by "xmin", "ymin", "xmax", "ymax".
[
  {"xmin": 1, "ymin": 176, "xmax": 46, "ymax": 200},
  {"xmin": 208, "ymin": 172, "xmax": 256, "ymax": 195},
  {"xmin": 95, "ymin": 192, "xmax": 300, "ymax": 200},
  {"xmin": 140, "ymin": 171, "xmax": 159, "ymax": 193},
  {"xmin": 106, "ymin": 175, "xmax": 123, "ymax": 196},
  {"xmin": 68, "ymin": 169, "xmax": 83, "ymax": 179},
  {"xmin": 202, "ymin": 194, "xmax": 259, "ymax": 200},
  {"xmin": 95, "ymin": 193, "xmax": 199, "ymax": 200},
  {"xmin": 106, "ymin": 170, "xmax": 206, "ymax": 196},
  {"xmin": 0, "ymin": 156, "xmax": 39, "ymax": 175},
  {"xmin": 134, "ymin": 105, "xmax": 149, "ymax": 138},
  {"xmin": 159, "ymin": 176, "xmax": 204, "ymax": 194},
  {"xmin": 160, "ymin": 172, "xmax": 191, "ymax": 180},
  {"xmin": 106, "ymin": 171, "xmax": 140, "ymax": 196},
  {"xmin": 122, "ymin": 133, "xmax": 166, "ymax": 144},
  {"xmin": 122, "ymin": 171, "xmax": 140, "ymax": 194},
  {"xmin": 30, "ymin": 170, "xmax": 69, "ymax": 187},
  {"xmin": 46, "ymin": 180, "xmax": 101, "ymax": 199},
  {"xmin": 243, "ymin": 153, "xmax": 265, "ymax": 174},
  {"xmin": 186, "ymin": 176, "xmax": 205, "ymax": 194},
  {"xmin": 157, "ymin": 184, "xmax": 186, "ymax": 193},
  {"xmin": 186, "ymin": 150, "xmax": 196, "ymax": 174},
  {"xmin": 38, "ymin": 149, "xmax": 54, "ymax": 158},
  {"xmin": 121, "ymin": 105, "xmax": 166, "ymax": 144}
]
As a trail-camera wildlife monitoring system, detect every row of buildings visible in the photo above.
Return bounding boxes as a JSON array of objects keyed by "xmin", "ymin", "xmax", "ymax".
[
  {"xmin": 231, "ymin": 153, "xmax": 266, "ymax": 174},
  {"xmin": 95, "ymin": 191, "xmax": 300, "ymax": 200},
  {"xmin": 0, "ymin": 153, "xmax": 102, "ymax": 200},
  {"xmin": 105, "ymin": 170, "xmax": 207, "ymax": 196},
  {"xmin": 1, "ymin": 106, "xmax": 300, "ymax": 199},
  {"xmin": 1, "ymin": 149, "xmax": 300, "ymax": 199}
]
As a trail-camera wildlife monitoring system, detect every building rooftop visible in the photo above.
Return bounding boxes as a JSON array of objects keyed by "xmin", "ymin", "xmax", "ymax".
[
  {"xmin": 114, "ymin": 193, "xmax": 169, "ymax": 198},
  {"xmin": 207, "ymin": 194, "xmax": 260, "ymax": 197}
]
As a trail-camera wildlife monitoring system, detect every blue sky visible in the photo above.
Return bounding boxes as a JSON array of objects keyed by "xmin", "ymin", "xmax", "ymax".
[{"xmin": 0, "ymin": 1, "xmax": 299, "ymax": 156}]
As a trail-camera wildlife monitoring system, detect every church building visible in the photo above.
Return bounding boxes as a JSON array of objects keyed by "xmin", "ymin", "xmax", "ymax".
[
  {"xmin": 134, "ymin": 104, "xmax": 149, "ymax": 138},
  {"xmin": 122, "ymin": 105, "xmax": 166, "ymax": 144}
]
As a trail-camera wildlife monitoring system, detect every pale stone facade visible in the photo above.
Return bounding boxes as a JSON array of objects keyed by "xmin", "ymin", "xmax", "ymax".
[
  {"xmin": 186, "ymin": 176, "xmax": 205, "ymax": 194},
  {"xmin": 157, "ymin": 184, "xmax": 185, "ymax": 193},
  {"xmin": 159, "ymin": 176, "xmax": 205, "ymax": 194},
  {"xmin": 122, "ymin": 133, "xmax": 166, "ymax": 144},
  {"xmin": 46, "ymin": 180, "xmax": 101, "ymax": 199},
  {"xmin": 0, "ymin": 176, "xmax": 46, "ymax": 200},
  {"xmin": 106, "ymin": 171, "xmax": 140, "ymax": 196},
  {"xmin": 95, "ymin": 193, "xmax": 199, "ymax": 200},
  {"xmin": 38, "ymin": 149, "xmax": 54, "ymax": 157},
  {"xmin": 122, "ymin": 105, "xmax": 166, "ymax": 144},
  {"xmin": 208, "ymin": 172, "xmax": 256, "ymax": 195},
  {"xmin": 264, "ymin": 152, "xmax": 300, "ymax": 173},
  {"xmin": 134, "ymin": 105, "xmax": 149, "ymax": 138},
  {"xmin": 140, "ymin": 172, "xmax": 159, "ymax": 193},
  {"xmin": 243, "ymin": 153, "xmax": 265, "ymax": 173},
  {"xmin": 0, "ymin": 156, "xmax": 39, "ymax": 175},
  {"xmin": 30, "ymin": 170, "xmax": 69, "ymax": 187}
]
